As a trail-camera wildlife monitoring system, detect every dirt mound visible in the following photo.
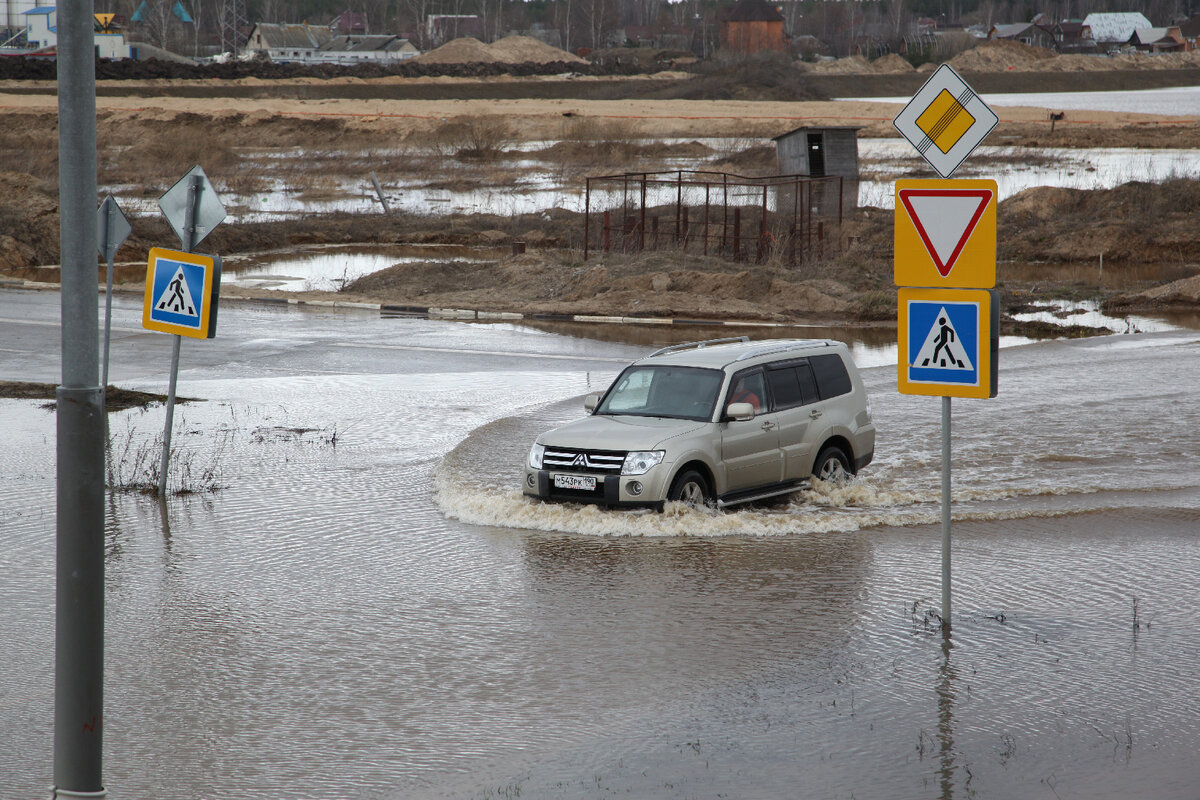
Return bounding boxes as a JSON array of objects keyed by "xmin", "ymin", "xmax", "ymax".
[
  {"xmin": 0, "ymin": 172, "xmax": 59, "ymax": 270},
  {"xmin": 489, "ymin": 35, "xmax": 587, "ymax": 65},
  {"xmin": 948, "ymin": 39, "xmax": 1056, "ymax": 72},
  {"xmin": 415, "ymin": 35, "xmax": 587, "ymax": 66},
  {"xmin": 648, "ymin": 52, "xmax": 827, "ymax": 101},
  {"xmin": 415, "ymin": 38, "xmax": 501, "ymax": 65},
  {"xmin": 805, "ymin": 55, "xmax": 874, "ymax": 74},
  {"xmin": 872, "ymin": 54, "xmax": 915, "ymax": 73}
]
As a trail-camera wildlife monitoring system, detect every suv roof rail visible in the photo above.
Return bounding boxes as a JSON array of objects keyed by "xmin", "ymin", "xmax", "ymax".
[
  {"xmin": 647, "ymin": 336, "xmax": 750, "ymax": 358},
  {"xmin": 732, "ymin": 339, "xmax": 836, "ymax": 361}
]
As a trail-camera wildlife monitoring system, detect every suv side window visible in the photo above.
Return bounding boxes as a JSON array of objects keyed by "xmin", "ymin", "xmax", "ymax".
[
  {"xmin": 726, "ymin": 368, "xmax": 767, "ymax": 413},
  {"xmin": 811, "ymin": 353, "xmax": 852, "ymax": 400},
  {"xmin": 766, "ymin": 360, "xmax": 819, "ymax": 411}
]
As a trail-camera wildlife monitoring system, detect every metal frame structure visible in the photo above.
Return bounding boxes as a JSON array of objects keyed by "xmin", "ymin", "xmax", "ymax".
[{"xmin": 583, "ymin": 170, "xmax": 844, "ymax": 264}]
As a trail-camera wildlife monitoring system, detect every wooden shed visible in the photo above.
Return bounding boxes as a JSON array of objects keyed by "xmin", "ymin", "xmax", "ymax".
[
  {"xmin": 721, "ymin": 0, "xmax": 787, "ymax": 55},
  {"xmin": 773, "ymin": 126, "xmax": 861, "ymax": 215}
]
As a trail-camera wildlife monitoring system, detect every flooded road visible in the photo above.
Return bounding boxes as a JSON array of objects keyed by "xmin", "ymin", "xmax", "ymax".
[{"xmin": 2, "ymin": 289, "xmax": 1200, "ymax": 799}]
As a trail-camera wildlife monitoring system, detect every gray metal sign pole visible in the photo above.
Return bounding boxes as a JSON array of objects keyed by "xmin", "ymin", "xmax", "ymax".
[
  {"xmin": 941, "ymin": 396, "xmax": 952, "ymax": 631},
  {"xmin": 55, "ymin": 0, "xmax": 106, "ymax": 796},
  {"xmin": 157, "ymin": 175, "xmax": 202, "ymax": 497}
]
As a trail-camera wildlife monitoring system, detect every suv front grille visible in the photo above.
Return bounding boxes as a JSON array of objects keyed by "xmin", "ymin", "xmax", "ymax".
[{"xmin": 542, "ymin": 447, "xmax": 626, "ymax": 474}]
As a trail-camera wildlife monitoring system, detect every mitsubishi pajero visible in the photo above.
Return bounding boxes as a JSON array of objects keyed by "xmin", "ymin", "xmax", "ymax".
[{"xmin": 523, "ymin": 337, "xmax": 876, "ymax": 509}]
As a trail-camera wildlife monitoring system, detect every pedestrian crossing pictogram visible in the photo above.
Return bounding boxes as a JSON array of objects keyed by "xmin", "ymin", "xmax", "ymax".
[
  {"xmin": 912, "ymin": 306, "xmax": 973, "ymax": 371},
  {"xmin": 142, "ymin": 248, "xmax": 221, "ymax": 339},
  {"xmin": 155, "ymin": 266, "xmax": 199, "ymax": 317},
  {"xmin": 897, "ymin": 288, "xmax": 996, "ymax": 398}
]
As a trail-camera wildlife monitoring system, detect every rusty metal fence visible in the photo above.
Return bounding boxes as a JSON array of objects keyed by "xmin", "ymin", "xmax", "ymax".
[{"xmin": 582, "ymin": 171, "xmax": 844, "ymax": 264}]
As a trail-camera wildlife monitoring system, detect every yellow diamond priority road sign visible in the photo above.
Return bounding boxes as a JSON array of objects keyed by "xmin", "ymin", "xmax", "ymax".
[{"xmin": 893, "ymin": 64, "xmax": 998, "ymax": 179}]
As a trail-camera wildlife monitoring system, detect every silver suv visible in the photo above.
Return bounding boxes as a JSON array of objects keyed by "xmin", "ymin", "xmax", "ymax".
[{"xmin": 523, "ymin": 337, "xmax": 876, "ymax": 509}]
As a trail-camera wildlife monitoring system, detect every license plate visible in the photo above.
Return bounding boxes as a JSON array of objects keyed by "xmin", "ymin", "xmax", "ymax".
[{"xmin": 554, "ymin": 474, "xmax": 597, "ymax": 491}]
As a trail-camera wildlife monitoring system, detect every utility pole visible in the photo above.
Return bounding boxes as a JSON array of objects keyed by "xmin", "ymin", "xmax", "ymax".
[{"xmin": 54, "ymin": 0, "xmax": 106, "ymax": 796}]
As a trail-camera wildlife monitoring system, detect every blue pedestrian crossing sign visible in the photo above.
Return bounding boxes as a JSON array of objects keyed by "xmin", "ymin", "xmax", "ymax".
[
  {"xmin": 142, "ymin": 247, "xmax": 221, "ymax": 339},
  {"xmin": 898, "ymin": 287, "xmax": 997, "ymax": 398}
]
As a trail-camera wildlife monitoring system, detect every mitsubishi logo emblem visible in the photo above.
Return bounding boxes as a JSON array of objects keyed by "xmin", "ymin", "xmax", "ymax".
[{"xmin": 572, "ymin": 454, "xmax": 587, "ymax": 467}]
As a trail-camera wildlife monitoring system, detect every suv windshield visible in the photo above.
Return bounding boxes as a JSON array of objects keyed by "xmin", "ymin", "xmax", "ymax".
[{"xmin": 596, "ymin": 365, "xmax": 724, "ymax": 421}]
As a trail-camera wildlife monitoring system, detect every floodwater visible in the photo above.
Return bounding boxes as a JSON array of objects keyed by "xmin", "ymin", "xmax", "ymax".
[{"xmin": 2, "ymin": 289, "xmax": 1200, "ymax": 799}]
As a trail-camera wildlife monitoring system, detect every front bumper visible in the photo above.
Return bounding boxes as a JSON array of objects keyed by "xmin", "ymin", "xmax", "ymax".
[{"xmin": 522, "ymin": 466, "xmax": 670, "ymax": 508}]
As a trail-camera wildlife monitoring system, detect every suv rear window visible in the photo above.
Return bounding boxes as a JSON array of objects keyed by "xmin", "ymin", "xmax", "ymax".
[{"xmin": 811, "ymin": 354, "xmax": 852, "ymax": 400}]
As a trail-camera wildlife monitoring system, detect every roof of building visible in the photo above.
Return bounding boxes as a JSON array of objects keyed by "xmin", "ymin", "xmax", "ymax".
[
  {"xmin": 990, "ymin": 23, "xmax": 1035, "ymax": 38},
  {"xmin": 727, "ymin": 0, "xmax": 784, "ymax": 24},
  {"xmin": 1082, "ymin": 12, "xmax": 1152, "ymax": 42},
  {"xmin": 772, "ymin": 125, "xmax": 863, "ymax": 141},
  {"xmin": 322, "ymin": 35, "xmax": 414, "ymax": 53},
  {"xmin": 26, "ymin": 7, "xmax": 56, "ymax": 15},
  {"xmin": 1131, "ymin": 26, "xmax": 1182, "ymax": 44},
  {"xmin": 252, "ymin": 23, "xmax": 333, "ymax": 49}
]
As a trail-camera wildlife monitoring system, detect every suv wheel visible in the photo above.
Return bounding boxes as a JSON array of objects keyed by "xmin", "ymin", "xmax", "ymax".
[
  {"xmin": 813, "ymin": 446, "xmax": 852, "ymax": 484},
  {"xmin": 668, "ymin": 469, "xmax": 711, "ymax": 508}
]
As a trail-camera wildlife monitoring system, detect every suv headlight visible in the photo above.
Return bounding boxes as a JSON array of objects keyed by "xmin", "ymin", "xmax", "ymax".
[
  {"xmin": 622, "ymin": 450, "xmax": 664, "ymax": 475},
  {"xmin": 528, "ymin": 443, "xmax": 545, "ymax": 470}
]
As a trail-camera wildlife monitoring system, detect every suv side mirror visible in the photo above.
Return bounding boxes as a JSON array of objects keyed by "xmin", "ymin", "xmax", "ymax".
[
  {"xmin": 726, "ymin": 402, "xmax": 755, "ymax": 421},
  {"xmin": 584, "ymin": 393, "xmax": 601, "ymax": 412}
]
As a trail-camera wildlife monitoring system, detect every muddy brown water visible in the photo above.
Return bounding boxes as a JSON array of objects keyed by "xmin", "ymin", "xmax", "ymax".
[{"xmin": 2, "ymin": 290, "xmax": 1200, "ymax": 799}]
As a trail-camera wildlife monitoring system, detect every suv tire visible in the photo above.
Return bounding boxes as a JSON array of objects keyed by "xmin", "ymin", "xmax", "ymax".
[
  {"xmin": 813, "ymin": 446, "xmax": 852, "ymax": 484},
  {"xmin": 669, "ymin": 469, "xmax": 712, "ymax": 508}
]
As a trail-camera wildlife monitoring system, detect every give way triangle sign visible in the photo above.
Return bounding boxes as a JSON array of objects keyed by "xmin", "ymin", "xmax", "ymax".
[{"xmin": 894, "ymin": 178, "xmax": 997, "ymax": 289}]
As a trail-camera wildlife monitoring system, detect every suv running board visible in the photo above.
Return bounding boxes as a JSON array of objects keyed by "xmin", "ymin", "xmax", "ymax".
[{"xmin": 716, "ymin": 480, "xmax": 804, "ymax": 509}]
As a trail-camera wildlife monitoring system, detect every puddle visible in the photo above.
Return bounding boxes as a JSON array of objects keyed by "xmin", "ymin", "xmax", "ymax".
[
  {"xmin": 1010, "ymin": 298, "xmax": 1186, "ymax": 334},
  {"xmin": 222, "ymin": 244, "xmax": 504, "ymax": 292},
  {"xmin": 858, "ymin": 139, "xmax": 1200, "ymax": 207}
]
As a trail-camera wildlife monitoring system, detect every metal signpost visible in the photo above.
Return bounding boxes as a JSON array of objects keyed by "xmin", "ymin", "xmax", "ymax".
[
  {"xmin": 151, "ymin": 165, "xmax": 225, "ymax": 496},
  {"xmin": 893, "ymin": 66, "xmax": 1000, "ymax": 631},
  {"xmin": 55, "ymin": 0, "xmax": 105, "ymax": 796},
  {"xmin": 97, "ymin": 195, "xmax": 132, "ymax": 395}
]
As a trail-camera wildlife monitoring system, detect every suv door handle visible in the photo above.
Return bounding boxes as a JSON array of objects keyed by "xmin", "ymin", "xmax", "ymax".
[
  {"xmin": 809, "ymin": 409, "xmax": 823, "ymax": 419},
  {"xmin": 761, "ymin": 421, "xmax": 776, "ymax": 430}
]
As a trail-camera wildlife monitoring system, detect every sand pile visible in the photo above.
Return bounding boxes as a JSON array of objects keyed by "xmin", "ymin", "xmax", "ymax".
[
  {"xmin": 489, "ymin": 35, "xmax": 587, "ymax": 65},
  {"xmin": 872, "ymin": 53, "xmax": 915, "ymax": 73},
  {"xmin": 415, "ymin": 35, "xmax": 586, "ymax": 66},
  {"xmin": 948, "ymin": 40, "xmax": 1056, "ymax": 72},
  {"xmin": 804, "ymin": 55, "xmax": 874, "ymax": 74},
  {"xmin": 799, "ymin": 53, "xmax": 915, "ymax": 74},
  {"xmin": 415, "ymin": 38, "xmax": 501, "ymax": 64}
]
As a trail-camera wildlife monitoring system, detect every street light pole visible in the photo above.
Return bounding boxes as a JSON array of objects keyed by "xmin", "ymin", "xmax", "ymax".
[{"xmin": 55, "ymin": 0, "xmax": 106, "ymax": 795}]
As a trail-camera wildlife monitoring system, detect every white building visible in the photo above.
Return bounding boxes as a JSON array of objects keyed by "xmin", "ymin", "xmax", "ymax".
[
  {"xmin": 1082, "ymin": 12, "xmax": 1153, "ymax": 45},
  {"xmin": 22, "ymin": 4, "xmax": 53, "ymax": 49},
  {"xmin": 246, "ymin": 23, "xmax": 418, "ymax": 64},
  {"xmin": 1, "ymin": 2, "xmax": 131, "ymax": 58}
]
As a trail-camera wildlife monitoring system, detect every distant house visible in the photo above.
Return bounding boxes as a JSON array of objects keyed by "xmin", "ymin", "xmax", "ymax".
[
  {"xmin": 1081, "ymin": 12, "xmax": 1152, "ymax": 47},
  {"xmin": 22, "ymin": 6, "xmax": 55, "ymax": 50},
  {"xmin": 988, "ymin": 22, "xmax": 1055, "ymax": 49},
  {"xmin": 14, "ymin": 6, "xmax": 131, "ymax": 58},
  {"xmin": 1051, "ymin": 20, "xmax": 1091, "ymax": 53},
  {"xmin": 313, "ymin": 34, "xmax": 418, "ymax": 63},
  {"xmin": 1178, "ymin": 14, "xmax": 1200, "ymax": 48},
  {"xmin": 721, "ymin": 0, "xmax": 787, "ymax": 55},
  {"xmin": 247, "ymin": 24, "xmax": 417, "ymax": 64},
  {"xmin": 1129, "ymin": 26, "xmax": 1185, "ymax": 52},
  {"xmin": 247, "ymin": 22, "xmax": 333, "ymax": 61}
]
